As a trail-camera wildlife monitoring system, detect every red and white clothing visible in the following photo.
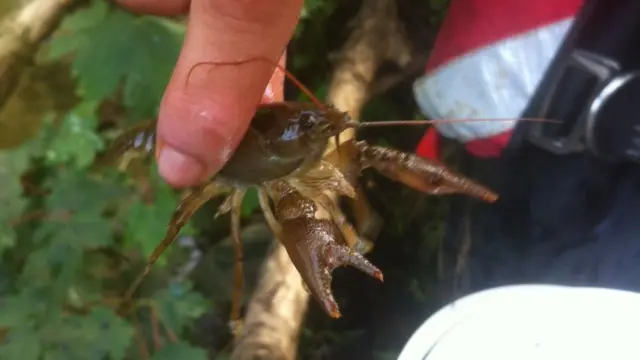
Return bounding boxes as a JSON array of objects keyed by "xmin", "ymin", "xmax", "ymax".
[{"xmin": 413, "ymin": 0, "xmax": 584, "ymax": 160}]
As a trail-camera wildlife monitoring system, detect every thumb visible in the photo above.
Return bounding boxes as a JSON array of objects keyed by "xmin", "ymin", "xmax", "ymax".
[{"xmin": 156, "ymin": 0, "xmax": 302, "ymax": 187}]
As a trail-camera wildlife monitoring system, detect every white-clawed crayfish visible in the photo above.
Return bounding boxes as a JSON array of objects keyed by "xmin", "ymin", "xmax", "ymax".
[{"xmin": 99, "ymin": 57, "xmax": 514, "ymax": 330}]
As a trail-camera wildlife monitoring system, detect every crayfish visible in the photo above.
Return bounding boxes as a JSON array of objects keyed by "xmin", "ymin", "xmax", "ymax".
[{"xmin": 100, "ymin": 57, "xmax": 501, "ymax": 331}]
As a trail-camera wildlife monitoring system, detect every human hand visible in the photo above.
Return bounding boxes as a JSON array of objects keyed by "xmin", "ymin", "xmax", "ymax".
[{"xmin": 116, "ymin": 0, "xmax": 302, "ymax": 187}]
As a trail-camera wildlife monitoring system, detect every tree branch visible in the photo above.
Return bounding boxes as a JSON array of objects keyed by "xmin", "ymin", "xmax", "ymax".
[
  {"xmin": 0, "ymin": 0, "xmax": 85, "ymax": 112},
  {"xmin": 231, "ymin": 0, "xmax": 412, "ymax": 358}
]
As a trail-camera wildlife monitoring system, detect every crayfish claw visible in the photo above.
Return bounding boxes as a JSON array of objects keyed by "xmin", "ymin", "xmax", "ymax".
[
  {"xmin": 302, "ymin": 230, "xmax": 383, "ymax": 318},
  {"xmin": 315, "ymin": 264, "xmax": 341, "ymax": 318},
  {"xmin": 325, "ymin": 243, "xmax": 383, "ymax": 281},
  {"xmin": 354, "ymin": 237, "xmax": 375, "ymax": 254},
  {"xmin": 270, "ymin": 180, "xmax": 384, "ymax": 318},
  {"xmin": 356, "ymin": 141, "xmax": 499, "ymax": 203}
]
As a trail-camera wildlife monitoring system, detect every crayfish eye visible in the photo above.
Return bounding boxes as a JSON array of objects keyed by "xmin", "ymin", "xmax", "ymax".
[{"xmin": 299, "ymin": 111, "xmax": 319, "ymax": 130}]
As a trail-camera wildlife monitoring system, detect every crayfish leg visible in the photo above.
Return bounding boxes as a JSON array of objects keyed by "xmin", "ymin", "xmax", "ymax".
[
  {"xmin": 258, "ymin": 187, "xmax": 282, "ymax": 236},
  {"xmin": 356, "ymin": 141, "xmax": 498, "ymax": 203},
  {"xmin": 347, "ymin": 186, "xmax": 383, "ymax": 252},
  {"xmin": 324, "ymin": 140, "xmax": 384, "ymax": 248},
  {"xmin": 214, "ymin": 192, "xmax": 234, "ymax": 218},
  {"xmin": 125, "ymin": 181, "xmax": 223, "ymax": 300},
  {"xmin": 228, "ymin": 189, "xmax": 247, "ymax": 336},
  {"xmin": 290, "ymin": 160, "xmax": 356, "ymax": 199}
]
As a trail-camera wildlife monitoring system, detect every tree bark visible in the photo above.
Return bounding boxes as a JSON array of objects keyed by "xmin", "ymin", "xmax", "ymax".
[
  {"xmin": 231, "ymin": 0, "xmax": 411, "ymax": 359},
  {"xmin": 0, "ymin": 0, "xmax": 84, "ymax": 112}
]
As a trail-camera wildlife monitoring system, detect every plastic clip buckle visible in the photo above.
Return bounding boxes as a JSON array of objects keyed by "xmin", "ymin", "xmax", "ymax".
[{"xmin": 527, "ymin": 50, "xmax": 620, "ymax": 155}]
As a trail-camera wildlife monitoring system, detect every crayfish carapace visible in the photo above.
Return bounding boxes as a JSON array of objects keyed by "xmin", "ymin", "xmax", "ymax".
[{"xmin": 100, "ymin": 58, "xmax": 502, "ymax": 331}]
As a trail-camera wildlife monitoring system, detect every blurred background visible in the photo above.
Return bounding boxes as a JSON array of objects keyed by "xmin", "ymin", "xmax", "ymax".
[{"xmin": 0, "ymin": 0, "xmax": 456, "ymax": 359}]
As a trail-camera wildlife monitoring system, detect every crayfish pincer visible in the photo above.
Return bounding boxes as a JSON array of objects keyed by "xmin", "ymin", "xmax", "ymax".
[
  {"xmin": 268, "ymin": 180, "xmax": 383, "ymax": 318},
  {"xmin": 98, "ymin": 57, "xmax": 504, "ymax": 330}
]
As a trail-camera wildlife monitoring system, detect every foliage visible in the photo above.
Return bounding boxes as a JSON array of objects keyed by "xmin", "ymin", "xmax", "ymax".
[{"xmin": 0, "ymin": 0, "xmax": 211, "ymax": 358}]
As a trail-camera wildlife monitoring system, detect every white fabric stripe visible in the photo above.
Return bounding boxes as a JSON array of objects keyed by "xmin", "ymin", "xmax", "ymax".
[{"xmin": 413, "ymin": 18, "xmax": 574, "ymax": 142}]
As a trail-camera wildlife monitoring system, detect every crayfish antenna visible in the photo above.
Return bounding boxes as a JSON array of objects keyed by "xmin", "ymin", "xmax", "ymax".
[{"xmin": 356, "ymin": 117, "xmax": 561, "ymax": 128}]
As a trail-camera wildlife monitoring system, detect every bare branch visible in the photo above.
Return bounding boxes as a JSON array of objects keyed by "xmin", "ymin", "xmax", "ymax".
[
  {"xmin": 229, "ymin": 242, "xmax": 309, "ymax": 360},
  {"xmin": 0, "ymin": 0, "xmax": 85, "ymax": 111},
  {"xmin": 231, "ymin": 0, "xmax": 412, "ymax": 358}
]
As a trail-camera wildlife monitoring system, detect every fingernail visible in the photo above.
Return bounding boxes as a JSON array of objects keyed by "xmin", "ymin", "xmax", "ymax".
[
  {"xmin": 158, "ymin": 146, "xmax": 206, "ymax": 187},
  {"xmin": 155, "ymin": 137, "xmax": 165, "ymax": 160}
]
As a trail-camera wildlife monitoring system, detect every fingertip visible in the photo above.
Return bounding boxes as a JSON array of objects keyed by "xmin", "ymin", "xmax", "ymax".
[
  {"xmin": 157, "ymin": 146, "xmax": 206, "ymax": 188},
  {"xmin": 155, "ymin": 90, "xmax": 249, "ymax": 187}
]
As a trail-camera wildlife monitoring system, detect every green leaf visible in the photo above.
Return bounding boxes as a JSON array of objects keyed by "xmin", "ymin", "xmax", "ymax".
[
  {"xmin": 119, "ymin": 16, "xmax": 183, "ymax": 117},
  {"xmin": 41, "ymin": 102, "xmax": 104, "ymax": 169},
  {"xmin": 33, "ymin": 168, "xmax": 118, "ymax": 250},
  {"xmin": 44, "ymin": 0, "xmax": 109, "ymax": 61},
  {"xmin": 40, "ymin": 307, "xmax": 134, "ymax": 360},
  {"xmin": 46, "ymin": 3, "xmax": 183, "ymax": 117},
  {"xmin": 87, "ymin": 307, "xmax": 134, "ymax": 360},
  {"xmin": 0, "ymin": 146, "xmax": 33, "ymax": 253},
  {"xmin": 124, "ymin": 167, "xmax": 196, "ymax": 261},
  {"xmin": 299, "ymin": 0, "xmax": 338, "ymax": 20},
  {"xmin": 152, "ymin": 282, "xmax": 208, "ymax": 332},
  {"xmin": 0, "ymin": 291, "xmax": 44, "ymax": 327},
  {"xmin": 35, "ymin": 214, "xmax": 112, "ymax": 250},
  {"xmin": 151, "ymin": 342, "xmax": 208, "ymax": 360},
  {"xmin": 296, "ymin": 80, "xmax": 329, "ymax": 102},
  {"xmin": 0, "ymin": 325, "xmax": 41, "ymax": 360},
  {"xmin": 360, "ymin": 97, "xmax": 402, "ymax": 122},
  {"xmin": 124, "ymin": 186, "xmax": 194, "ymax": 261},
  {"xmin": 241, "ymin": 188, "xmax": 259, "ymax": 217},
  {"xmin": 43, "ymin": 169, "xmax": 126, "ymax": 214},
  {"xmin": 0, "ymin": 224, "xmax": 16, "ymax": 254},
  {"xmin": 20, "ymin": 244, "xmax": 85, "ymax": 302}
]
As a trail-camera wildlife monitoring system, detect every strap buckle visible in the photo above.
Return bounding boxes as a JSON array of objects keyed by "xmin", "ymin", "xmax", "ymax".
[{"xmin": 527, "ymin": 50, "xmax": 621, "ymax": 155}]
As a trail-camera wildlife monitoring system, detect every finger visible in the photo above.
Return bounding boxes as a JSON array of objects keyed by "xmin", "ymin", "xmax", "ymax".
[
  {"xmin": 116, "ymin": 0, "xmax": 190, "ymax": 16},
  {"xmin": 156, "ymin": 0, "xmax": 302, "ymax": 188}
]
